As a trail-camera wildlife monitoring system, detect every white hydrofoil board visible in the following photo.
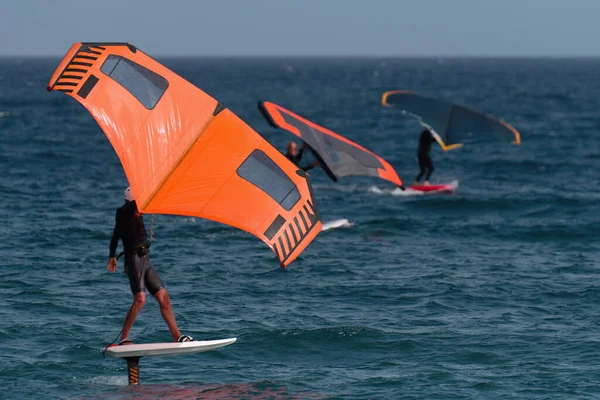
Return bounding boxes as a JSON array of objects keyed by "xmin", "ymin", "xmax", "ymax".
[{"xmin": 104, "ymin": 338, "xmax": 237, "ymax": 358}]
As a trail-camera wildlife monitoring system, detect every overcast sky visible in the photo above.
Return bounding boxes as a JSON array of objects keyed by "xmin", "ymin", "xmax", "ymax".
[{"xmin": 1, "ymin": 0, "xmax": 599, "ymax": 57}]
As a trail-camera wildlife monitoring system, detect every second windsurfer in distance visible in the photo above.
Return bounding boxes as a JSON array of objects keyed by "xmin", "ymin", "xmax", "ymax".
[
  {"xmin": 285, "ymin": 141, "xmax": 319, "ymax": 171},
  {"xmin": 414, "ymin": 129, "xmax": 435, "ymax": 186},
  {"xmin": 106, "ymin": 187, "xmax": 193, "ymax": 345}
]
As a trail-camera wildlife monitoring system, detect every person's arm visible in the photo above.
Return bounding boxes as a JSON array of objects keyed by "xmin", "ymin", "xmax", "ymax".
[
  {"xmin": 107, "ymin": 217, "xmax": 120, "ymax": 272},
  {"xmin": 109, "ymin": 223, "xmax": 119, "ymax": 258},
  {"xmin": 295, "ymin": 147, "xmax": 305, "ymax": 163},
  {"xmin": 302, "ymin": 161, "xmax": 319, "ymax": 171}
]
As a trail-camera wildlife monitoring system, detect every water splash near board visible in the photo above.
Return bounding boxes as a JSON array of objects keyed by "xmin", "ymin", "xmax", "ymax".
[
  {"xmin": 321, "ymin": 219, "xmax": 354, "ymax": 231},
  {"xmin": 369, "ymin": 181, "xmax": 458, "ymax": 196}
]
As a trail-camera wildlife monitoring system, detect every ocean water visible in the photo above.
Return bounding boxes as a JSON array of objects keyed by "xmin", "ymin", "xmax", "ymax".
[{"xmin": 1, "ymin": 56, "xmax": 599, "ymax": 399}]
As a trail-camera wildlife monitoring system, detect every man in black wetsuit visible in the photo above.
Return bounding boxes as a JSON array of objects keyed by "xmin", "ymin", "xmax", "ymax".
[
  {"xmin": 106, "ymin": 187, "xmax": 193, "ymax": 345},
  {"xmin": 285, "ymin": 141, "xmax": 318, "ymax": 171},
  {"xmin": 414, "ymin": 129, "xmax": 435, "ymax": 185}
]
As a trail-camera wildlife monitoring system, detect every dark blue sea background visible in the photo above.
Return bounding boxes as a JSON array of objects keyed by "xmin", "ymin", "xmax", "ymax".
[{"xmin": 1, "ymin": 56, "xmax": 599, "ymax": 399}]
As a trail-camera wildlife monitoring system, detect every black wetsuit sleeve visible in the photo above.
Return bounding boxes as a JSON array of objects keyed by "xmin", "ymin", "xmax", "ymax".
[
  {"xmin": 292, "ymin": 149, "xmax": 304, "ymax": 165},
  {"xmin": 301, "ymin": 163, "xmax": 314, "ymax": 171},
  {"xmin": 109, "ymin": 216, "xmax": 120, "ymax": 258},
  {"xmin": 295, "ymin": 148, "xmax": 304, "ymax": 164}
]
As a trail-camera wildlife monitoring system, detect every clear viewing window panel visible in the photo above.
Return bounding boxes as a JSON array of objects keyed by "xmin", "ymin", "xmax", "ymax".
[
  {"xmin": 100, "ymin": 55, "xmax": 168, "ymax": 109},
  {"xmin": 237, "ymin": 150, "xmax": 301, "ymax": 211}
]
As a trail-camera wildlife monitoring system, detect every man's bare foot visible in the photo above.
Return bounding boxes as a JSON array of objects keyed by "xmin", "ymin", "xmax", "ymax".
[
  {"xmin": 119, "ymin": 338, "xmax": 134, "ymax": 346},
  {"xmin": 424, "ymin": 181, "xmax": 431, "ymax": 186}
]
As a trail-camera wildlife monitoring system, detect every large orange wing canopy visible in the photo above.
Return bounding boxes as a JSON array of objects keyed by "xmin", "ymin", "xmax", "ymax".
[
  {"xmin": 259, "ymin": 101, "xmax": 402, "ymax": 187},
  {"xmin": 47, "ymin": 43, "xmax": 322, "ymax": 267}
]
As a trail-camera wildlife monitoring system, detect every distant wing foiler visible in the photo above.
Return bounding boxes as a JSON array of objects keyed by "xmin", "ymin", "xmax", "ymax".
[
  {"xmin": 382, "ymin": 91, "xmax": 521, "ymax": 151},
  {"xmin": 259, "ymin": 101, "xmax": 402, "ymax": 186},
  {"xmin": 47, "ymin": 43, "xmax": 322, "ymax": 267}
]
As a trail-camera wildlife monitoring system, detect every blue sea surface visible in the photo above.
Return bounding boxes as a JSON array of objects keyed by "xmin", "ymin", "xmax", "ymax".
[{"xmin": 1, "ymin": 57, "xmax": 599, "ymax": 399}]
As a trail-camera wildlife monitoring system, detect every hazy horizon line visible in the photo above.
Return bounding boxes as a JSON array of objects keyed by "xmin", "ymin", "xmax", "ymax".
[{"xmin": 2, "ymin": 53, "xmax": 600, "ymax": 59}]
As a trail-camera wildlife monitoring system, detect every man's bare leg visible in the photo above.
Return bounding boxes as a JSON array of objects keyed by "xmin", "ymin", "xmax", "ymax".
[
  {"xmin": 153, "ymin": 288, "xmax": 182, "ymax": 341},
  {"xmin": 120, "ymin": 292, "xmax": 146, "ymax": 343}
]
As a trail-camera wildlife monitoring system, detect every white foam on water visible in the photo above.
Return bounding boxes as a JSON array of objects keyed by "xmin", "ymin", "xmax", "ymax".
[
  {"xmin": 321, "ymin": 218, "xmax": 354, "ymax": 231},
  {"xmin": 369, "ymin": 186, "xmax": 424, "ymax": 196},
  {"xmin": 369, "ymin": 180, "xmax": 459, "ymax": 196},
  {"xmin": 87, "ymin": 375, "xmax": 129, "ymax": 386}
]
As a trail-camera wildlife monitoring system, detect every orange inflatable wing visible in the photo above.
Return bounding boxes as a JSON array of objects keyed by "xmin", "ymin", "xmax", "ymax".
[
  {"xmin": 47, "ymin": 43, "xmax": 322, "ymax": 267},
  {"xmin": 259, "ymin": 101, "xmax": 402, "ymax": 187}
]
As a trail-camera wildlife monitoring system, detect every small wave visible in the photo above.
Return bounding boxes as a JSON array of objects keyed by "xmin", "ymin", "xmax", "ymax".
[
  {"xmin": 321, "ymin": 218, "xmax": 354, "ymax": 231},
  {"xmin": 279, "ymin": 325, "xmax": 382, "ymax": 339},
  {"xmin": 0, "ymin": 111, "xmax": 15, "ymax": 118}
]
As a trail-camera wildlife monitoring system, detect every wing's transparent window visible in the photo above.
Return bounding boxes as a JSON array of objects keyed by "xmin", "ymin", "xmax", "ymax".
[
  {"xmin": 100, "ymin": 55, "xmax": 168, "ymax": 109},
  {"xmin": 237, "ymin": 150, "xmax": 301, "ymax": 211}
]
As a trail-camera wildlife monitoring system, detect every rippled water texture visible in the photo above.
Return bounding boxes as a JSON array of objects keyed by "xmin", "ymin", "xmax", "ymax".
[{"xmin": 1, "ymin": 57, "xmax": 599, "ymax": 399}]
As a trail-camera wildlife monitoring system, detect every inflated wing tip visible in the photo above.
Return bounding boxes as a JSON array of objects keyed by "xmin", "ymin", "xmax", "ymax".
[
  {"xmin": 47, "ymin": 42, "xmax": 139, "ymax": 92},
  {"xmin": 499, "ymin": 119, "xmax": 522, "ymax": 145},
  {"xmin": 381, "ymin": 90, "xmax": 415, "ymax": 107},
  {"xmin": 511, "ymin": 132, "xmax": 521, "ymax": 145},
  {"xmin": 258, "ymin": 101, "xmax": 279, "ymax": 129},
  {"xmin": 381, "ymin": 91, "xmax": 393, "ymax": 107},
  {"xmin": 279, "ymin": 220, "xmax": 322, "ymax": 268},
  {"xmin": 443, "ymin": 143, "xmax": 463, "ymax": 151},
  {"xmin": 500, "ymin": 120, "xmax": 521, "ymax": 145},
  {"xmin": 266, "ymin": 193, "xmax": 322, "ymax": 268},
  {"xmin": 47, "ymin": 42, "xmax": 83, "ymax": 91}
]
